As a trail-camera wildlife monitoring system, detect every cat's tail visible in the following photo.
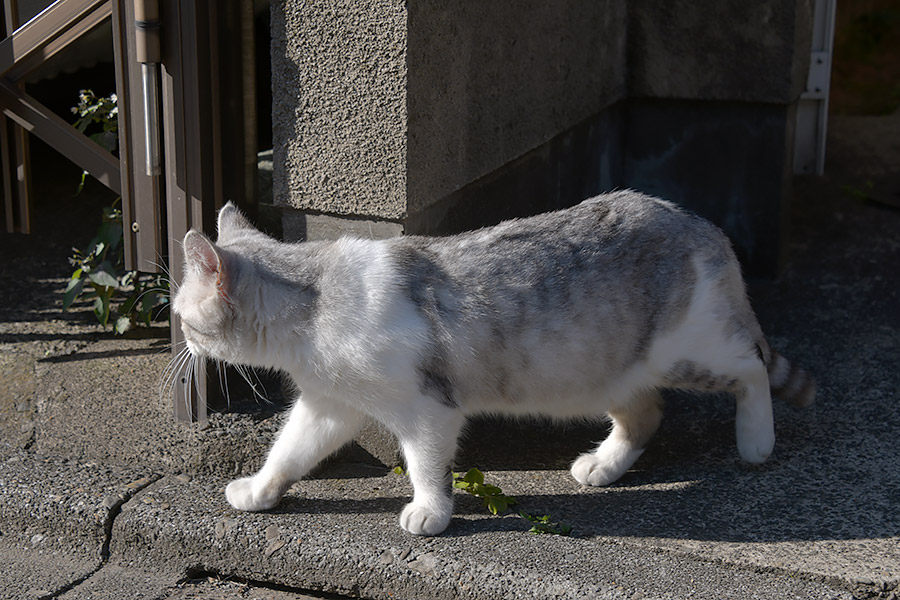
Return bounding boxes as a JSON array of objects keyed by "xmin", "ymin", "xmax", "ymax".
[{"xmin": 766, "ymin": 349, "xmax": 816, "ymax": 407}]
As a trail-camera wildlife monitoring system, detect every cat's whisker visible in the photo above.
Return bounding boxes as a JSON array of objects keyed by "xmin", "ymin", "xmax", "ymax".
[
  {"xmin": 187, "ymin": 354, "xmax": 208, "ymax": 416},
  {"xmin": 183, "ymin": 353, "xmax": 197, "ymax": 419},
  {"xmin": 218, "ymin": 360, "xmax": 233, "ymax": 409},
  {"xmin": 158, "ymin": 345, "xmax": 186, "ymax": 392},
  {"xmin": 130, "ymin": 285, "xmax": 171, "ymax": 312},
  {"xmin": 159, "ymin": 345, "xmax": 192, "ymax": 407},
  {"xmin": 167, "ymin": 348, "xmax": 192, "ymax": 400},
  {"xmin": 151, "ymin": 252, "xmax": 179, "ymax": 293},
  {"xmin": 235, "ymin": 364, "xmax": 270, "ymax": 405}
]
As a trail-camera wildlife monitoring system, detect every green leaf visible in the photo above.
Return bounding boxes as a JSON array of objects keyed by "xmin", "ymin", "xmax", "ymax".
[
  {"xmin": 462, "ymin": 468, "xmax": 485, "ymax": 486},
  {"xmin": 519, "ymin": 511, "xmax": 572, "ymax": 536},
  {"xmin": 85, "ymin": 239, "xmax": 105, "ymax": 261},
  {"xmin": 74, "ymin": 170, "xmax": 88, "ymax": 196},
  {"xmin": 392, "ymin": 466, "xmax": 407, "ymax": 476},
  {"xmin": 487, "ymin": 497, "xmax": 508, "ymax": 515},
  {"xmin": 62, "ymin": 278, "xmax": 84, "ymax": 309},
  {"xmin": 120, "ymin": 270, "xmax": 136, "ymax": 288},
  {"xmin": 97, "ymin": 220, "xmax": 123, "ymax": 251},
  {"xmin": 88, "ymin": 269, "xmax": 119, "ymax": 288},
  {"xmin": 90, "ymin": 131, "xmax": 117, "ymax": 154},
  {"xmin": 93, "ymin": 294, "xmax": 111, "ymax": 327},
  {"xmin": 119, "ymin": 293, "xmax": 138, "ymax": 317},
  {"xmin": 140, "ymin": 291, "xmax": 159, "ymax": 314}
]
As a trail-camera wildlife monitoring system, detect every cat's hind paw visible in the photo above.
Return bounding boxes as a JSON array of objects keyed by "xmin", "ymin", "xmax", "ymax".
[
  {"xmin": 225, "ymin": 476, "xmax": 282, "ymax": 512},
  {"xmin": 399, "ymin": 502, "xmax": 451, "ymax": 536},
  {"xmin": 736, "ymin": 430, "xmax": 775, "ymax": 464},
  {"xmin": 570, "ymin": 448, "xmax": 643, "ymax": 487}
]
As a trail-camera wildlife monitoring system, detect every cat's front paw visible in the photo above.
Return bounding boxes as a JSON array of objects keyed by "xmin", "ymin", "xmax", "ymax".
[
  {"xmin": 399, "ymin": 502, "xmax": 451, "ymax": 536},
  {"xmin": 225, "ymin": 476, "xmax": 282, "ymax": 512}
]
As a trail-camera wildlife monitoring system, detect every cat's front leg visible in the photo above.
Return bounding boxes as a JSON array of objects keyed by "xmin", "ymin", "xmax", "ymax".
[
  {"xmin": 395, "ymin": 407, "xmax": 465, "ymax": 536},
  {"xmin": 226, "ymin": 395, "xmax": 366, "ymax": 511}
]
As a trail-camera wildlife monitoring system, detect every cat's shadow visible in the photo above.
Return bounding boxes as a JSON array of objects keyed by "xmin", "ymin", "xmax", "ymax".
[
  {"xmin": 270, "ymin": 395, "xmax": 897, "ymax": 545},
  {"xmin": 270, "ymin": 461, "xmax": 899, "ymax": 545}
]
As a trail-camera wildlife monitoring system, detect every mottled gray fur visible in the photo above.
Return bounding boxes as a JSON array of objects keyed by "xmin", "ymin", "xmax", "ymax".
[{"xmin": 171, "ymin": 189, "xmax": 815, "ymax": 536}]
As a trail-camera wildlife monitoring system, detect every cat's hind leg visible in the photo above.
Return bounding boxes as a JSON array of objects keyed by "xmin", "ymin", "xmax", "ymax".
[
  {"xmin": 571, "ymin": 388, "xmax": 664, "ymax": 487},
  {"xmin": 733, "ymin": 360, "xmax": 775, "ymax": 464},
  {"xmin": 664, "ymin": 357, "xmax": 775, "ymax": 464},
  {"xmin": 226, "ymin": 395, "xmax": 366, "ymax": 511}
]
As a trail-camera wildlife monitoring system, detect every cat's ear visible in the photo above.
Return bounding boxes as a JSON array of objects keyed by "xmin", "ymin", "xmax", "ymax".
[
  {"xmin": 217, "ymin": 201, "xmax": 255, "ymax": 240},
  {"xmin": 183, "ymin": 230, "xmax": 223, "ymax": 279},
  {"xmin": 183, "ymin": 230, "xmax": 235, "ymax": 303}
]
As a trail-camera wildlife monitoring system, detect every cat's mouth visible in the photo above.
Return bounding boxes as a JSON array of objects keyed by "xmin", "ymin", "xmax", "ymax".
[{"xmin": 182, "ymin": 320, "xmax": 217, "ymax": 340}]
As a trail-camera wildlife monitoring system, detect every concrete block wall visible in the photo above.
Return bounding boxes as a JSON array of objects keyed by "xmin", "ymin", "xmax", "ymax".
[
  {"xmin": 271, "ymin": 0, "xmax": 813, "ymax": 275},
  {"xmin": 627, "ymin": 0, "xmax": 812, "ymax": 103},
  {"xmin": 271, "ymin": 0, "xmax": 408, "ymax": 220},
  {"xmin": 406, "ymin": 0, "xmax": 627, "ymax": 215}
]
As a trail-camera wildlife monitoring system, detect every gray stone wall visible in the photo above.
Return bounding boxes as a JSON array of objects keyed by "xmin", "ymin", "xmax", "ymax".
[
  {"xmin": 407, "ymin": 0, "xmax": 627, "ymax": 214},
  {"xmin": 271, "ymin": 0, "xmax": 407, "ymax": 220},
  {"xmin": 271, "ymin": 0, "xmax": 813, "ymax": 274}
]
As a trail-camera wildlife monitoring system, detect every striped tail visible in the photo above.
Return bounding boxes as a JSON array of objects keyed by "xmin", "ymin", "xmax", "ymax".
[{"xmin": 767, "ymin": 349, "xmax": 816, "ymax": 407}]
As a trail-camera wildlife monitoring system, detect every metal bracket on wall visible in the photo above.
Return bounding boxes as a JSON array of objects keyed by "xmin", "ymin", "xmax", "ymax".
[
  {"xmin": 803, "ymin": 51, "xmax": 832, "ymax": 101},
  {"xmin": 793, "ymin": 0, "xmax": 836, "ymax": 176}
]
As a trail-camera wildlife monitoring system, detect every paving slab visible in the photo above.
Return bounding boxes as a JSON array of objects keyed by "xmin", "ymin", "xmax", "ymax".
[
  {"xmin": 0, "ymin": 449, "xmax": 158, "ymax": 559},
  {"xmin": 103, "ymin": 467, "xmax": 859, "ymax": 600},
  {"xmin": 0, "ymin": 449, "xmax": 160, "ymax": 600},
  {"xmin": 0, "ymin": 541, "xmax": 98, "ymax": 600},
  {"xmin": 56, "ymin": 564, "xmax": 184, "ymax": 600},
  {"xmin": 159, "ymin": 576, "xmax": 333, "ymax": 600}
]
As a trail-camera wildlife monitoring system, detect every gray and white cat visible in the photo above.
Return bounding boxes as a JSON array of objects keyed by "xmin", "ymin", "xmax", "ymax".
[{"xmin": 172, "ymin": 190, "xmax": 814, "ymax": 536}]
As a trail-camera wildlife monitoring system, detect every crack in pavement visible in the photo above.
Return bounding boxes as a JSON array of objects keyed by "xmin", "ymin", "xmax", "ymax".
[{"xmin": 35, "ymin": 473, "xmax": 163, "ymax": 600}]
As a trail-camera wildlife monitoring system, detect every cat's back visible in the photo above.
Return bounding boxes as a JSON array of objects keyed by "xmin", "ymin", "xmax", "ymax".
[{"xmin": 399, "ymin": 190, "xmax": 729, "ymax": 288}]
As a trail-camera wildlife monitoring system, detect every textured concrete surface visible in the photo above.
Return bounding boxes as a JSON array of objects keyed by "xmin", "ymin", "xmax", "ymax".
[
  {"xmin": 1, "ymin": 115, "xmax": 899, "ymax": 598},
  {"xmin": 272, "ymin": 0, "xmax": 811, "ymax": 240},
  {"xmin": 282, "ymin": 211, "xmax": 403, "ymax": 244},
  {"xmin": 271, "ymin": 0, "xmax": 408, "ymax": 219},
  {"xmin": 406, "ymin": 0, "xmax": 627, "ymax": 213}
]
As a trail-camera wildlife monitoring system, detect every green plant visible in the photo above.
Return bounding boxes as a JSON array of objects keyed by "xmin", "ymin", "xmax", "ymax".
[
  {"xmin": 72, "ymin": 89, "xmax": 118, "ymax": 193},
  {"xmin": 393, "ymin": 466, "xmax": 573, "ymax": 536},
  {"xmin": 63, "ymin": 200, "xmax": 169, "ymax": 333},
  {"xmin": 63, "ymin": 90, "xmax": 169, "ymax": 334},
  {"xmin": 518, "ymin": 511, "xmax": 573, "ymax": 536},
  {"xmin": 452, "ymin": 467, "xmax": 518, "ymax": 515},
  {"xmin": 842, "ymin": 180, "xmax": 875, "ymax": 203}
]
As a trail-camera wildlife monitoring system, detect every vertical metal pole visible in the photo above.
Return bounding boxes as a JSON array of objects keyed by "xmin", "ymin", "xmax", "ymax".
[
  {"xmin": 241, "ymin": 0, "xmax": 257, "ymax": 218},
  {"xmin": 134, "ymin": 0, "xmax": 161, "ymax": 176},
  {"xmin": 161, "ymin": 0, "xmax": 227, "ymax": 423},
  {"xmin": 140, "ymin": 63, "xmax": 160, "ymax": 176},
  {"xmin": 1, "ymin": 116, "xmax": 14, "ymax": 232}
]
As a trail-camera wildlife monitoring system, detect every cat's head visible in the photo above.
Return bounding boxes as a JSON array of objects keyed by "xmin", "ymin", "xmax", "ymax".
[{"xmin": 172, "ymin": 202, "xmax": 267, "ymax": 364}]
